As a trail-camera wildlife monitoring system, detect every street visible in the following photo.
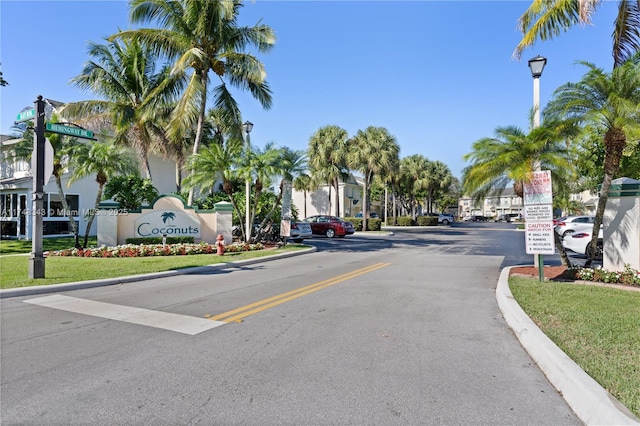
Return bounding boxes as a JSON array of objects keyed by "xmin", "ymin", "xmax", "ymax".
[{"xmin": 1, "ymin": 224, "xmax": 580, "ymax": 425}]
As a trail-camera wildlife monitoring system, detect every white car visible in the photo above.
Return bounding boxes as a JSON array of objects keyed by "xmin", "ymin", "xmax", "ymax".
[
  {"xmin": 554, "ymin": 215, "xmax": 595, "ymax": 238},
  {"xmin": 288, "ymin": 221, "xmax": 312, "ymax": 243},
  {"xmin": 562, "ymin": 227, "xmax": 603, "ymax": 259}
]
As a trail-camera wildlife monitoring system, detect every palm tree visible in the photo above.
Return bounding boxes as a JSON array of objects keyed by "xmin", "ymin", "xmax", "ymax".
[
  {"xmin": 308, "ymin": 125, "xmax": 350, "ymax": 216},
  {"xmin": 62, "ymin": 37, "xmax": 182, "ymax": 180},
  {"xmin": 116, "ymin": 0, "xmax": 276, "ymax": 205},
  {"xmin": 256, "ymin": 147, "xmax": 307, "ymax": 230},
  {"xmin": 425, "ymin": 160, "xmax": 453, "ymax": 213},
  {"xmin": 12, "ymin": 114, "xmax": 83, "ymax": 247},
  {"xmin": 65, "ymin": 139, "xmax": 139, "ymax": 247},
  {"xmin": 243, "ymin": 142, "xmax": 282, "ymax": 239},
  {"xmin": 399, "ymin": 154, "xmax": 431, "ymax": 219},
  {"xmin": 348, "ymin": 126, "xmax": 400, "ymax": 231},
  {"xmin": 293, "ymin": 173, "xmax": 314, "ymax": 220},
  {"xmin": 544, "ymin": 57, "xmax": 640, "ymax": 266},
  {"xmin": 182, "ymin": 138, "xmax": 247, "ymax": 238},
  {"xmin": 0, "ymin": 62, "xmax": 8, "ymax": 86},
  {"xmin": 462, "ymin": 123, "xmax": 576, "ymax": 204},
  {"xmin": 462, "ymin": 122, "xmax": 579, "ymax": 266},
  {"xmin": 514, "ymin": 0, "xmax": 640, "ymax": 68}
]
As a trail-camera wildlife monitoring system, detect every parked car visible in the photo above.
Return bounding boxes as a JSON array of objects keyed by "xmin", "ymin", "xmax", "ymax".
[
  {"xmin": 554, "ymin": 215, "xmax": 595, "ymax": 238},
  {"xmin": 287, "ymin": 221, "xmax": 312, "ymax": 243},
  {"xmin": 425, "ymin": 212, "xmax": 455, "ymax": 225},
  {"xmin": 304, "ymin": 215, "xmax": 354, "ymax": 238},
  {"xmin": 495, "ymin": 213, "xmax": 520, "ymax": 222},
  {"xmin": 355, "ymin": 212, "xmax": 379, "ymax": 219},
  {"xmin": 467, "ymin": 215, "xmax": 489, "ymax": 222},
  {"xmin": 562, "ymin": 227, "xmax": 603, "ymax": 259}
]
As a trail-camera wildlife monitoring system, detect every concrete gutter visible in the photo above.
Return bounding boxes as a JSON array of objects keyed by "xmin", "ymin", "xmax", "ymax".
[
  {"xmin": 0, "ymin": 246, "xmax": 317, "ymax": 299},
  {"xmin": 497, "ymin": 266, "xmax": 640, "ymax": 426}
]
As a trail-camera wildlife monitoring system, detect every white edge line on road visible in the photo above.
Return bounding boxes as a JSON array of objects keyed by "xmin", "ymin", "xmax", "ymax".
[{"xmin": 24, "ymin": 294, "xmax": 225, "ymax": 335}]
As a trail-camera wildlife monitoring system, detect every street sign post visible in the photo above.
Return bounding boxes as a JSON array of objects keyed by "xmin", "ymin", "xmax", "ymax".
[
  {"xmin": 16, "ymin": 108, "xmax": 36, "ymax": 123},
  {"xmin": 523, "ymin": 170, "xmax": 554, "ymax": 281},
  {"xmin": 45, "ymin": 122, "xmax": 94, "ymax": 139}
]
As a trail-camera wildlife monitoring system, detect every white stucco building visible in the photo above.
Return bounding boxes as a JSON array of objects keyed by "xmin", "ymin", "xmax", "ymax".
[{"xmin": 1, "ymin": 100, "xmax": 178, "ymax": 240}]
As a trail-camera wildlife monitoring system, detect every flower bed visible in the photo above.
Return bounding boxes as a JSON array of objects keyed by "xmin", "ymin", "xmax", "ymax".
[
  {"xmin": 571, "ymin": 264, "xmax": 640, "ymax": 286},
  {"xmin": 46, "ymin": 242, "xmax": 264, "ymax": 258}
]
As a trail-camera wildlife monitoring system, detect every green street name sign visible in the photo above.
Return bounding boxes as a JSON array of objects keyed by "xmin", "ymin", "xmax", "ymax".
[
  {"xmin": 45, "ymin": 123, "xmax": 94, "ymax": 139},
  {"xmin": 16, "ymin": 108, "xmax": 36, "ymax": 123}
]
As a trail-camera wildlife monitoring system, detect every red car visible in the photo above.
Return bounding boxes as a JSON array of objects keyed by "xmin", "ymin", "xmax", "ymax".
[{"xmin": 304, "ymin": 215, "xmax": 355, "ymax": 238}]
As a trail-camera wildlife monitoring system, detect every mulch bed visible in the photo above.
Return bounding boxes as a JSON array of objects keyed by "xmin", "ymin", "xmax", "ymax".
[{"xmin": 510, "ymin": 265, "xmax": 576, "ymax": 281}]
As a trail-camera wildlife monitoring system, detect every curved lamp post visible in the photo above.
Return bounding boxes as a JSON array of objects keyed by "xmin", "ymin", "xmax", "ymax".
[{"xmin": 242, "ymin": 121, "xmax": 253, "ymax": 242}]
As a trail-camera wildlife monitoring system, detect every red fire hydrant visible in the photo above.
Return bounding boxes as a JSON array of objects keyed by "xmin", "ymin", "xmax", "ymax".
[{"xmin": 216, "ymin": 234, "xmax": 225, "ymax": 255}]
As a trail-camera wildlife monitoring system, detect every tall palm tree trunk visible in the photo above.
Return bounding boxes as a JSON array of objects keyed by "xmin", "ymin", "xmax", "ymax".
[
  {"xmin": 83, "ymin": 183, "xmax": 104, "ymax": 248},
  {"xmin": 392, "ymin": 183, "xmax": 398, "ymax": 225},
  {"xmin": 303, "ymin": 191, "xmax": 307, "ymax": 218},
  {"xmin": 54, "ymin": 172, "xmax": 81, "ymax": 248},
  {"xmin": 187, "ymin": 71, "xmax": 209, "ymax": 206},
  {"xmin": 333, "ymin": 177, "xmax": 341, "ymax": 216},
  {"xmin": 585, "ymin": 128, "xmax": 626, "ymax": 267},
  {"xmin": 362, "ymin": 180, "xmax": 369, "ymax": 231}
]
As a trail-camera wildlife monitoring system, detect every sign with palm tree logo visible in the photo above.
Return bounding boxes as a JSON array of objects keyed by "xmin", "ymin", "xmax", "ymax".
[{"xmin": 134, "ymin": 210, "xmax": 201, "ymax": 238}]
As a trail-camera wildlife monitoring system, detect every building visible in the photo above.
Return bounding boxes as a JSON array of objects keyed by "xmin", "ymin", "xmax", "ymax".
[
  {"xmin": 458, "ymin": 187, "xmax": 599, "ymax": 220},
  {"xmin": 1, "ymin": 100, "xmax": 178, "ymax": 240},
  {"xmin": 291, "ymin": 174, "xmax": 385, "ymax": 219}
]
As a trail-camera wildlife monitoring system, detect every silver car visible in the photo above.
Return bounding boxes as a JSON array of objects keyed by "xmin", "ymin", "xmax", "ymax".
[
  {"xmin": 287, "ymin": 221, "xmax": 312, "ymax": 243},
  {"xmin": 554, "ymin": 215, "xmax": 595, "ymax": 238}
]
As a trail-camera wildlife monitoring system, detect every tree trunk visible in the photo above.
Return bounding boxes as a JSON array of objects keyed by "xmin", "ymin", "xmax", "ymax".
[
  {"xmin": 83, "ymin": 184, "xmax": 104, "ymax": 248},
  {"xmin": 362, "ymin": 178, "xmax": 368, "ymax": 232},
  {"xmin": 333, "ymin": 177, "xmax": 341, "ymax": 217},
  {"xmin": 392, "ymin": 183, "xmax": 397, "ymax": 226},
  {"xmin": 303, "ymin": 191, "xmax": 307, "ymax": 219},
  {"xmin": 187, "ymin": 69, "xmax": 209, "ymax": 206},
  {"xmin": 554, "ymin": 231, "xmax": 572, "ymax": 268},
  {"xmin": 140, "ymin": 143, "xmax": 153, "ymax": 180},
  {"xmin": 55, "ymin": 172, "xmax": 81, "ymax": 248},
  {"xmin": 175, "ymin": 151, "xmax": 184, "ymax": 193},
  {"xmin": 585, "ymin": 128, "xmax": 626, "ymax": 267}
]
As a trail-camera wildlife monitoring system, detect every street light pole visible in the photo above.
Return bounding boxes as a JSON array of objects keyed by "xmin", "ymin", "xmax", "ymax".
[
  {"xmin": 528, "ymin": 55, "xmax": 547, "ymax": 276},
  {"xmin": 242, "ymin": 121, "xmax": 253, "ymax": 243}
]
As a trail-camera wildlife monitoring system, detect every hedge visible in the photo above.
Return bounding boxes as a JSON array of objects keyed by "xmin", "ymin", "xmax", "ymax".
[{"xmin": 416, "ymin": 216, "xmax": 438, "ymax": 226}]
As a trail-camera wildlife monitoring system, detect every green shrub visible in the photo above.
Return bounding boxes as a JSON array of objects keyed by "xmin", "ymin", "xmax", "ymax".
[
  {"xmin": 367, "ymin": 218, "xmax": 382, "ymax": 231},
  {"xmin": 396, "ymin": 216, "xmax": 414, "ymax": 226},
  {"xmin": 125, "ymin": 236, "xmax": 195, "ymax": 245},
  {"xmin": 348, "ymin": 217, "xmax": 363, "ymax": 231},
  {"xmin": 416, "ymin": 216, "xmax": 438, "ymax": 226},
  {"xmin": 344, "ymin": 217, "xmax": 382, "ymax": 231}
]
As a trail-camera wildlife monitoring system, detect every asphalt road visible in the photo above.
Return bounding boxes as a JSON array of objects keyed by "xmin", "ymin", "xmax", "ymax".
[{"xmin": 1, "ymin": 223, "xmax": 582, "ymax": 425}]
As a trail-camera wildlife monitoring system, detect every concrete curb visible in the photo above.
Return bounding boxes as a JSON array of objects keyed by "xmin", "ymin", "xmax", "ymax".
[
  {"xmin": 0, "ymin": 246, "xmax": 317, "ymax": 299},
  {"xmin": 497, "ymin": 266, "xmax": 640, "ymax": 425}
]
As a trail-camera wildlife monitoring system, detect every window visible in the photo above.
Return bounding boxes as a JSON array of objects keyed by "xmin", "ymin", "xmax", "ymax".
[
  {"xmin": 48, "ymin": 194, "xmax": 79, "ymax": 217},
  {"xmin": 0, "ymin": 193, "xmax": 19, "ymax": 217},
  {"xmin": 43, "ymin": 221, "xmax": 73, "ymax": 235}
]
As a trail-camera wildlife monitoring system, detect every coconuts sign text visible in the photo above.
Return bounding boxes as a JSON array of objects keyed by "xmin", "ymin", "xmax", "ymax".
[{"xmin": 134, "ymin": 210, "xmax": 201, "ymax": 238}]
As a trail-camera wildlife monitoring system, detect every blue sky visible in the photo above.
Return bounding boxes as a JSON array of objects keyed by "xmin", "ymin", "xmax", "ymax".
[{"xmin": 1, "ymin": 1, "xmax": 617, "ymax": 179}]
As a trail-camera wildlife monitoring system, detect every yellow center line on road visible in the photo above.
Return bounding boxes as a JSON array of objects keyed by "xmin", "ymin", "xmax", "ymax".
[{"xmin": 207, "ymin": 262, "xmax": 391, "ymax": 323}]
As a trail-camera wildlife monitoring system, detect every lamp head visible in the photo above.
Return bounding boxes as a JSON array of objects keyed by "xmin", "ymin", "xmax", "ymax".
[
  {"xmin": 242, "ymin": 121, "xmax": 253, "ymax": 134},
  {"xmin": 528, "ymin": 55, "xmax": 547, "ymax": 78}
]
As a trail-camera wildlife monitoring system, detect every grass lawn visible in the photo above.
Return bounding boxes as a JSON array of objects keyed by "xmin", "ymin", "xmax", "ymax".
[
  {"xmin": 0, "ymin": 236, "xmax": 98, "ymax": 255},
  {"xmin": 510, "ymin": 276, "xmax": 640, "ymax": 418},
  {"xmin": 0, "ymin": 237, "xmax": 308, "ymax": 289}
]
